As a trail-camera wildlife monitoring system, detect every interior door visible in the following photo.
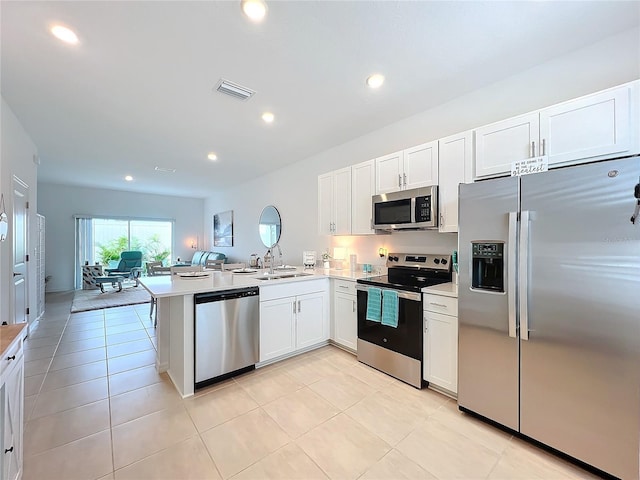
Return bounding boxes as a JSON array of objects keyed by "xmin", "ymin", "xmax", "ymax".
[
  {"xmin": 12, "ymin": 177, "xmax": 28, "ymax": 325},
  {"xmin": 519, "ymin": 158, "xmax": 640, "ymax": 479},
  {"xmin": 457, "ymin": 176, "xmax": 519, "ymax": 430}
]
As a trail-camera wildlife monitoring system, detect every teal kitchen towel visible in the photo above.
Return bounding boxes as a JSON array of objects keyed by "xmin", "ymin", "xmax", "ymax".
[
  {"xmin": 381, "ymin": 289, "xmax": 399, "ymax": 328},
  {"xmin": 366, "ymin": 287, "xmax": 382, "ymax": 322}
]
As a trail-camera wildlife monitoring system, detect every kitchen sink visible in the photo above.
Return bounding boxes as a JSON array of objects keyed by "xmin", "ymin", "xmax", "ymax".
[{"xmin": 255, "ymin": 272, "xmax": 313, "ymax": 281}]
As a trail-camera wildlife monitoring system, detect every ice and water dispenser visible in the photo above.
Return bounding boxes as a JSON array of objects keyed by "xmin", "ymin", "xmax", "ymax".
[{"xmin": 471, "ymin": 242, "xmax": 504, "ymax": 292}]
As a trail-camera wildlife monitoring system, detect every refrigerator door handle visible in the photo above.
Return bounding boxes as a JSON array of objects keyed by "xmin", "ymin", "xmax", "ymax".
[
  {"xmin": 508, "ymin": 212, "xmax": 518, "ymax": 338},
  {"xmin": 520, "ymin": 210, "xmax": 530, "ymax": 340}
]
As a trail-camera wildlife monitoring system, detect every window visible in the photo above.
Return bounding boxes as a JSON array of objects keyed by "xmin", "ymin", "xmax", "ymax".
[{"xmin": 76, "ymin": 217, "xmax": 173, "ymax": 288}]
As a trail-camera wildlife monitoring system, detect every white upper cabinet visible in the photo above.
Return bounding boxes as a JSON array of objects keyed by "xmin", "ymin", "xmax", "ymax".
[
  {"xmin": 351, "ymin": 159, "xmax": 375, "ymax": 235},
  {"xmin": 334, "ymin": 168, "xmax": 352, "ymax": 235},
  {"xmin": 539, "ymin": 86, "xmax": 631, "ymax": 165},
  {"xmin": 318, "ymin": 167, "xmax": 352, "ymax": 235},
  {"xmin": 438, "ymin": 130, "xmax": 473, "ymax": 233},
  {"xmin": 475, "ymin": 82, "xmax": 638, "ymax": 179},
  {"xmin": 318, "ymin": 173, "xmax": 334, "ymax": 236},
  {"xmin": 404, "ymin": 141, "xmax": 439, "ymax": 190},
  {"xmin": 475, "ymin": 113, "xmax": 540, "ymax": 178},
  {"xmin": 375, "ymin": 141, "xmax": 439, "ymax": 194},
  {"xmin": 375, "ymin": 151, "xmax": 404, "ymax": 193}
]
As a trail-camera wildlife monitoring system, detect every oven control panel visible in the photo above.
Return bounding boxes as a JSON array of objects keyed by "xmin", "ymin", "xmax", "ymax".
[{"xmin": 386, "ymin": 253, "xmax": 451, "ymax": 271}]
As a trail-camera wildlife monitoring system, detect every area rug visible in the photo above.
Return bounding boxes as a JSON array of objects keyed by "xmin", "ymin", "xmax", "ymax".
[{"xmin": 71, "ymin": 284, "xmax": 151, "ymax": 313}]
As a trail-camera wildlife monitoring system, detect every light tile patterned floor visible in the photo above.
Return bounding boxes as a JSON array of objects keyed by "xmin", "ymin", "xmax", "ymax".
[{"xmin": 22, "ymin": 292, "xmax": 599, "ymax": 480}]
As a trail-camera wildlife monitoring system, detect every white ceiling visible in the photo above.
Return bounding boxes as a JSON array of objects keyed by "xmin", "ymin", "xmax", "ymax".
[{"xmin": 2, "ymin": 1, "xmax": 639, "ymax": 198}]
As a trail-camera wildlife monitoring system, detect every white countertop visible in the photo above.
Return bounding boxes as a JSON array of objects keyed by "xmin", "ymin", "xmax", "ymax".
[
  {"xmin": 140, "ymin": 267, "xmax": 372, "ymax": 297},
  {"xmin": 422, "ymin": 282, "xmax": 458, "ymax": 298}
]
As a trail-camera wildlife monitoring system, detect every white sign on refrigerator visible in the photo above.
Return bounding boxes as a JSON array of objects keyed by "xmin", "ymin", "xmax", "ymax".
[{"xmin": 511, "ymin": 156, "xmax": 549, "ymax": 177}]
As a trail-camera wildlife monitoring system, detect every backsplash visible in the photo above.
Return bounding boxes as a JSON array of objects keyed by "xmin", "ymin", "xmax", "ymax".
[{"xmin": 327, "ymin": 230, "xmax": 458, "ymax": 269}]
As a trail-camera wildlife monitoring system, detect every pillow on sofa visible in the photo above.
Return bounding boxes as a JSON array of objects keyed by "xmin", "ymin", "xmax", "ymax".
[{"xmin": 190, "ymin": 250, "xmax": 227, "ymax": 266}]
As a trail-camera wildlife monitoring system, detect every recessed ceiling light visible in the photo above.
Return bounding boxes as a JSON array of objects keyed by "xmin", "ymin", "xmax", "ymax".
[
  {"xmin": 207, "ymin": 152, "xmax": 218, "ymax": 161},
  {"xmin": 262, "ymin": 112, "xmax": 275, "ymax": 124},
  {"xmin": 241, "ymin": 0, "xmax": 267, "ymax": 22},
  {"xmin": 50, "ymin": 25, "xmax": 79, "ymax": 45},
  {"xmin": 366, "ymin": 73, "xmax": 385, "ymax": 89},
  {"xmin": 124, "ymin": 175, "xmax": 133, "ymax": 182}
]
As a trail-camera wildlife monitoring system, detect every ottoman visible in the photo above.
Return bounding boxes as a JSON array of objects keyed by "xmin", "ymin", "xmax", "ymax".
[{"xmin": 95, "ymin": 276, "xmax": 124, "ymax": 293}]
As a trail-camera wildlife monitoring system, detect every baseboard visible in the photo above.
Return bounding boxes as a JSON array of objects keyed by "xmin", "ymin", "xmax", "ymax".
[{"xmin": 256, "ymin": 340, "xmax": 330, "ymax": 368}]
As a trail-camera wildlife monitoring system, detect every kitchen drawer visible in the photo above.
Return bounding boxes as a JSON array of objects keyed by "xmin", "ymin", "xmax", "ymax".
[
  {"xmin": 260, "ymin": 278, "xmax": 329, "ymax": 302},
  {"xmin": 333, "ymin": 279, "xmax": 356, "ymax": 296},
  {"xmin": 423, "ymin": 293, "xmax": 458, "ymax": 316},
  {"xmin": 1, "ymin": 337, "xmax": 23, "ymax": 379}
]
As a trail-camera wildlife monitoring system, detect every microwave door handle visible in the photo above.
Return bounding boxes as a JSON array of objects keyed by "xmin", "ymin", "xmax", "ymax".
[
  {"xmin": 410, "ymin": 197, "xmax": 416, "ymax": 223},
  {"xmin": 508, "ymin": 212, "xmax": 517, "ymax": 339}
]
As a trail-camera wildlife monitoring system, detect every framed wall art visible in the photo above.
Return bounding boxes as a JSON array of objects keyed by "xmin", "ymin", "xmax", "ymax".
[{"xmin": 213, "ymin": 210, "xmax": 234, "ymax": 247}]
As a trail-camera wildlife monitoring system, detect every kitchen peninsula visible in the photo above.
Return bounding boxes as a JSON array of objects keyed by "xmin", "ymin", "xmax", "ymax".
[{"xmin": 140, "ymin": 268, "xmax": 367, "ymax": 397}]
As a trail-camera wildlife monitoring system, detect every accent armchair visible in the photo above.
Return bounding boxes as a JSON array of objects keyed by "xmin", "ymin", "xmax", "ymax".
[{"xmin": 105, "ymin": 251, "xmax": 143, "ymax": 286}]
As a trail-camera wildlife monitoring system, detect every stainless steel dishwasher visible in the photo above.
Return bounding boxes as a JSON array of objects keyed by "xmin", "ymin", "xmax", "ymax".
[{"xmin": 194, "ymin": 286, "xmax": 259, "ymax": 389}]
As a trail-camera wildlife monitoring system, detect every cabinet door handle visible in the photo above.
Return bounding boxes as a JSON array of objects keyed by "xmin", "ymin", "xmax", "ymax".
[
  {"xmin": 429, "ymin": 302, "xmax": 447, "ymax": 308},
  {"xmin": 541, "ymin": 138, "xmax": 546, "ymax": 156},
  {"xmin": 531, "ymin": 141, "xmax": 536, "ymax": 157},
  {"xmin": 4, "ymin": 446, "xmax": 13, "ymax": 454},
  {"xmin": 440, "ymin": 213, "xmax": 444, "ymax": 226},
  {"xmin": 6, "ymin": 355, "xmax": 15, "ymax": 361},
  {"xmin": 398, "ymin": 174, "xmax": 402, "ymax": 188},
  {"xmin": 352, "ymin": 300, "xmax": 356, "ymax": 313},
  {"xmin": 424, "ymin": 316, "xmax": 428, "ymax": 333},
  {"xmin": 403, "ymin": 173, "xmax": 407, "ymax": 187},
  {"xmin": 297, "ymin": 300, "xmax": 301, "ymax": 313},
  {"xmin": 338, "ymin": 285, "xmax": 349, "ymax": 289},
  {"xmin": 293, "ymin": 301, "xmax": 296, "ymax": 314}
]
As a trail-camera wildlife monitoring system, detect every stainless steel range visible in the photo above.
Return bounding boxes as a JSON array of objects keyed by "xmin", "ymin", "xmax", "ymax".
[{"xmin": 356, "ymin": 253, "xmax": 452, "ymax": 388}]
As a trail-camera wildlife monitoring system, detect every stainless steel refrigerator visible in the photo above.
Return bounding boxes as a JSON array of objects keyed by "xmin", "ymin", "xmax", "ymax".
[{"xmin": 458, "ymin": 156, "xmax": 640, "ymax": 479}]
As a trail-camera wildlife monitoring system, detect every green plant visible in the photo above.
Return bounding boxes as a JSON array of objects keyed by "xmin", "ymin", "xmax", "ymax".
[
  {"xmin": 97, "ymin": 236, "xmax": 129, "ymax": 265},
  {"xmin": 142, "ymin": 234, "xmax": 170, "ymax": 265},
  {"xmin": 96, "ymin": 235, "xmax": 147, "ymax": 265}
]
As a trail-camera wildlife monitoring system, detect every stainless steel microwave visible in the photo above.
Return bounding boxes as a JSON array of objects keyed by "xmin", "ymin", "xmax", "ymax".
[{"xmin": 372, "ymin": 186, "xmax": 438, "ymax": 230}]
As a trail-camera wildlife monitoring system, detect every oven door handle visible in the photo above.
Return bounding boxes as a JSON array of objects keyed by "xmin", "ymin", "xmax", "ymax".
[{"xmin": 355, "ymin": 284, "xmax": 422, "ymax": 302}]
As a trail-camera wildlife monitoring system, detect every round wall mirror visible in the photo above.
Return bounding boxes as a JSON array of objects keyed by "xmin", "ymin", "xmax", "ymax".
[{"xmin": 258, "ymin": 205, "xmax": 282, "ymax": 248}]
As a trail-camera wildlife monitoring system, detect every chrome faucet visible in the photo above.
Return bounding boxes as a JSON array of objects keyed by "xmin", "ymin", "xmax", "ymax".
[
  {"xmin": 265, "ymin": 244, "xmax": 283, "ymax": 274},
  {"xmin": 264, "ymin": 249, "xmax": 273, "ymax": 274},
  {"xmin": 275, "ymin": 244, "xmax": 282, "ymax": 268}
]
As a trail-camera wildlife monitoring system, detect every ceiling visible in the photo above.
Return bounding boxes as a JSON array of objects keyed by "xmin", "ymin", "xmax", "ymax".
[{"xmin": 2, "ymin": 1, "xmax": 638, "ymax": 198}]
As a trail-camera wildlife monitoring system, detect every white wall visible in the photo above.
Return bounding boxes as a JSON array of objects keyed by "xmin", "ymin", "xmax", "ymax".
[
  {"xmin": 37, "ymin": 183, "xmax": 204, "ymax": 292},
  {"xmin": 204, "ymin": 28, "xmax": 640, "ymax": 268},
  {"xmin": 1, "ymin": 97, "xmax": 39, "ymax": 325}
]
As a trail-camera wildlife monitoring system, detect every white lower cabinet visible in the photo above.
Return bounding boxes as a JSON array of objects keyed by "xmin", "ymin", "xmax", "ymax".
[
  {"xmin": 259, "ymin": 280, "xmax": 329, "ymax": 363},
  {"xmin": 331, "ymin": 279, "xmax": 357, "ymax": 351},
  {"xmin": 296, "ymin": 293, "xmax": 328, "ymax": 350},
  {"xmin": 1, "ymin": 336, "xmax": 24, "ymax": 480},
  {"xmin": 423, "ymin": 293, "xmax": 458, "ymax": 395},
  {"xmin": 259, "ymin": 297, "xmax": 297, "ymax": 361}
]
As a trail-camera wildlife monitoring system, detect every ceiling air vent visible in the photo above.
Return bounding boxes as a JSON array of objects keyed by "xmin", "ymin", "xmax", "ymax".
[
  {"xmin": 215, "ymin": 78, "xmax": 255, "ymax": 101},
  {"xmin": 154, "ymin": 166, "xmax": 176, "ymax": 173}
]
